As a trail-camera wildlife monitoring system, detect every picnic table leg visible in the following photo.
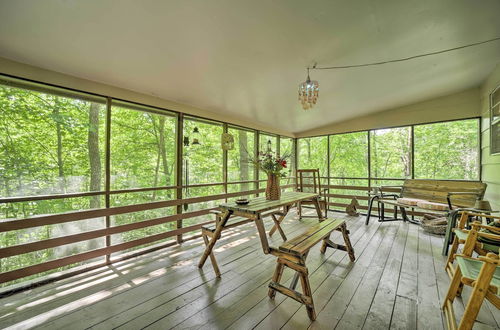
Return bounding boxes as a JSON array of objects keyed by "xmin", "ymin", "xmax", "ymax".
[
  {"xmin": 340, "ymin": 223, "xmax": 356, "ymax": 262},
  {"xmin": 270, "ymin": 213, "xmax": 288, "ymax": 241},
  {"xmin": 198, "ymin": 210, "xmax": 232, "ymax": 268},
  {"xmin": 202, "ymin": 233, "xmax": 221, "ymax": 277},
  {"xmin": 269, "ymin": 205, "xmax": 290, "ymax": 239},
  {"xmin": 290, "ymin": 251, "xmax": 308, "ymax": 290},
  {"xmin": 254, "ymin": 214, "xmax": 271, "ymax": 254},
  {"xmin": 313, "ymin": 197, "xmax": 324, "ymax": 221}
]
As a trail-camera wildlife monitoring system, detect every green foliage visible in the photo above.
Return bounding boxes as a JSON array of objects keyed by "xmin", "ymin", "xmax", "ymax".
[
  {"xmin": 0, "ymin": 80, "xmax": 479, "ymax": 288},
  {"xmin": 370, "ymin": 127, "xmax": 412, "ymax": 179},
  {"xmin": 111, "ymin": 104, "xmax": 176, "ymax": 189},
  {"xmin": 0, "ymin": 85, "xmax": 106, "ymax": 197},
  {"xmin": 297, "ymin": 121, "xmax": 479, "ymax": 211},
  {"xmin": 184, "ymin": 119, "xmax": 223, "ymax": 185},
  {"xmin": 414, "ymin": 120, "xmax": 479, "ymax": 180},
  {"xmin": 298, "ymin": 136, "xmax": 328, "ymax": 177},
  {"xmin": 330, "ymin": 132, "xmax": 368, "ymax": 178}
]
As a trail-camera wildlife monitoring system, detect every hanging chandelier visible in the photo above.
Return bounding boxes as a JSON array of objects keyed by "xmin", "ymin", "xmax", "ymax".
[{"xmin": 298, "ymin": 67, "xmax": 319, "ymax": 110}]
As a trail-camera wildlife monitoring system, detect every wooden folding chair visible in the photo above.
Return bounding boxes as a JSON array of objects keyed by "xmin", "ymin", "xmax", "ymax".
[
  {"xmin": 296, "ymin": 169, "xmax": 328, "ymax": 219},
  {"xmin": 442, "ymin": 253, "xmax": 500, "ymax": 330},
  {"xmin": 445, "ymin": 213, "xmax": 500, "ymax": 278}
]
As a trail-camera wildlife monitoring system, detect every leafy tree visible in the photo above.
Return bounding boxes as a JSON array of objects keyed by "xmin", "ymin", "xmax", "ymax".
[{"xmin": 0, "ymin": 81, "xmax": 479, "ymax": 287}]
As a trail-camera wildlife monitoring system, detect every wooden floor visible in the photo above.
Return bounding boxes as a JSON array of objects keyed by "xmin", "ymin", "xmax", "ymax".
[{"xmin": 1, "ymin": 210, "xmax": 499, "ymax": 330}]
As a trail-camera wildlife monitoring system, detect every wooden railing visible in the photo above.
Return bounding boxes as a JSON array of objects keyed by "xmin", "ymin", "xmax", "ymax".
[
  {"xmin": 1, "ymin": 176, "xmax": 464, "ymax": 290},
  {"xmin": 0, "ymin": 181, "xmax": 295, "ymax": 288}
]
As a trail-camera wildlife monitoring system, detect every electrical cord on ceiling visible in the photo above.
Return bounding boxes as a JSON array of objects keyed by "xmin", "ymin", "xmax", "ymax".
[{"xmin": 309, "ymin": 36, "xmax": 500, "ymax": 70}]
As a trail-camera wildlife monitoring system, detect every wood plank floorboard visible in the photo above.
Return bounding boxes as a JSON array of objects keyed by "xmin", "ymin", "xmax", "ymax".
[
  {"xmin": 276, "ymin": 219, "xmax": 385, "ymax": 330},
  {"xmin": 172, "ymin": 217, "xmax": 367, "ymax": 330},
  {"xmin": 1, "ymin": 210, "xmax": 498, "ymax": 330},
  {"xmin": 361, "ymin": 221, "xmax": 409, "ymax": 329}
]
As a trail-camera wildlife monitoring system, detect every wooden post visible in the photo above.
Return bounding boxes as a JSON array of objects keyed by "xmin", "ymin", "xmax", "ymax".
[
  {"xmin": 367, "ymin": 130, "xmax": 372, "ymax": 199},
  {"xmin": 478, "ymin": 117, "xmax": 482, "ymax": 181},
  {"xmin": 175, "ymin": 113, "xmax": 184, "ymax": 244},
  {"xmin": 255, "ymin": 131, "xmax": 260, "ymax": 196},
  {"xmin": 294, "ymin": 137, "xmax": 299, "ymax": 173},
  {"xmin": 327, "ymin": 135, "xmax": 331, "ymax": 212},
  {"xmin": 223, "ymin": 123, "xmax": 228, "ymax": 202},
  {"xmin": 410, "ymin": 125, "xmax": 415, "ymax": 179},
  {"xmin": 105, "ymin": 97, "xmax": 112, "ymax": 263}
]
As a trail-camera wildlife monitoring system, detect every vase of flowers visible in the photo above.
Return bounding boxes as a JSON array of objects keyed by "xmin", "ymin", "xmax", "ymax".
[
  {"xmin": 265, "ymin": 172, "xmax": 281, "ymax": 200},
  {"xmin": 251, "ymin": 150, "xmax": 289, "ymax": 200}
]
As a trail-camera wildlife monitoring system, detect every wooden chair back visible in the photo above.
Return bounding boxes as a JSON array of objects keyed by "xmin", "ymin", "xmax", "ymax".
[
  {"xmin": 400, "ymin": 179, "xmax": 487, "ymax": 208},
  {"xmin": 296, "ymin": 169, "xmax": 323, "ymax": 196}
]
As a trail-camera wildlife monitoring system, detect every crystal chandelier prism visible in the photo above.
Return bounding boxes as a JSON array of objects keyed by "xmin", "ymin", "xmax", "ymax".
[{"xmin": 298, "ymin": 68, "xmax": 319, "ymax": 110}]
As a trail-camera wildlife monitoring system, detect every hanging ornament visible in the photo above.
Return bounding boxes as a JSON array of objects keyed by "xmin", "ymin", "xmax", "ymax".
[
  {"xmin": 221, "ymin": 133, "xmax": 234, "ymax": 150},
  {"xmin": 298, "ymin": 67, "xmax": 319, "ymax": 110}
]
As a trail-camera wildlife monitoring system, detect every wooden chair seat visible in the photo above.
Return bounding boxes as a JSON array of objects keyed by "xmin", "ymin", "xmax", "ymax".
[
  {"xmin": 456, "ymin": 256, "xmax": 500, "ymax": 293},
  {"xmin": 268, "ymin": 218, "xmax": 355, "ymax": 321},
  {"xmin": 443, "ymin": 253, "xmax": 500, "ymax": 330},
  {"xmin": 446, "ymin": 213, "xmax": 500, "ymax": 279}
]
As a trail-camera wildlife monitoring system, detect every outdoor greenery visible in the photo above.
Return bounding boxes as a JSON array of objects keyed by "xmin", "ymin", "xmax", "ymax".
[
  {"xmin": 297, "ymin": 120, "xmax": 479, "ymax": 211},
  {"xmin": 414, "ymin": 120, "xmax": 479, "ymax": 180},
  {"xmin": 0, "ymin": 81, "xmax": 293, "ymax": 286},
  {"xmin": 0, "ymin": 78, "xmax": 480, "ymax": 288}
]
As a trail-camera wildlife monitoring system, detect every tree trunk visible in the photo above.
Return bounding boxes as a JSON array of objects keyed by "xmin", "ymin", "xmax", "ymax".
[
  {"xmin": 88, "ymin": 103, "xmax": 101, "ymax": 208},
  {"xmin": 158, "ymin": 117, "xmax": 170, "ymax": 185},
  {"xmin": 238, "ymin": 130, "xmax": 249, "ymax": 191},
  {"xmin": 372, "ymin": 134, "xmax": 378, "ymax": 178},
  {"xmin": 403, "ymin": 129, "xmax": 412, "ymax": 177},
  {"xmin": 53, "ymin": 102, "xmax": 66, "ymax": 193},
  {"xmin": 306, "ymin": 139, "xmax": 311, "ymax": 159},
  {"xmin": 150, "ymin": 116, "xmax": 160, "ymax": 200}
]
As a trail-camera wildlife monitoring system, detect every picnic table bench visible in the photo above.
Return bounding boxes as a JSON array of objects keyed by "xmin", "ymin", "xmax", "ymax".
[
  {"xmin": 198, "ymin": 191, "xmax": 355, "ymax": 321},
  {"xmin": 269, "ymin": 218, "xmax": 355, "ymax": 320}
]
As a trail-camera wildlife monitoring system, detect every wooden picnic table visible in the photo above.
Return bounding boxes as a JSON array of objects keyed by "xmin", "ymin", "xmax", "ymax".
[{"xmin": 198, "ymin": 191, "xmax": 325, "ymax": 272}]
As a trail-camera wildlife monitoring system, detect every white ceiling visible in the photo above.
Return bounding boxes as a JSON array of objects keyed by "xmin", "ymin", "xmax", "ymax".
[{"xmin": 1, "ymin": 0, "xmax": 500, "ymax": 134}]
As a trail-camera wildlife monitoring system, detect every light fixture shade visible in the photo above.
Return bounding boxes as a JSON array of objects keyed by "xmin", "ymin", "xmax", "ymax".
[{"xmin": 298, "ymin": 71, "xmax": 319, "ymax": 110}]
